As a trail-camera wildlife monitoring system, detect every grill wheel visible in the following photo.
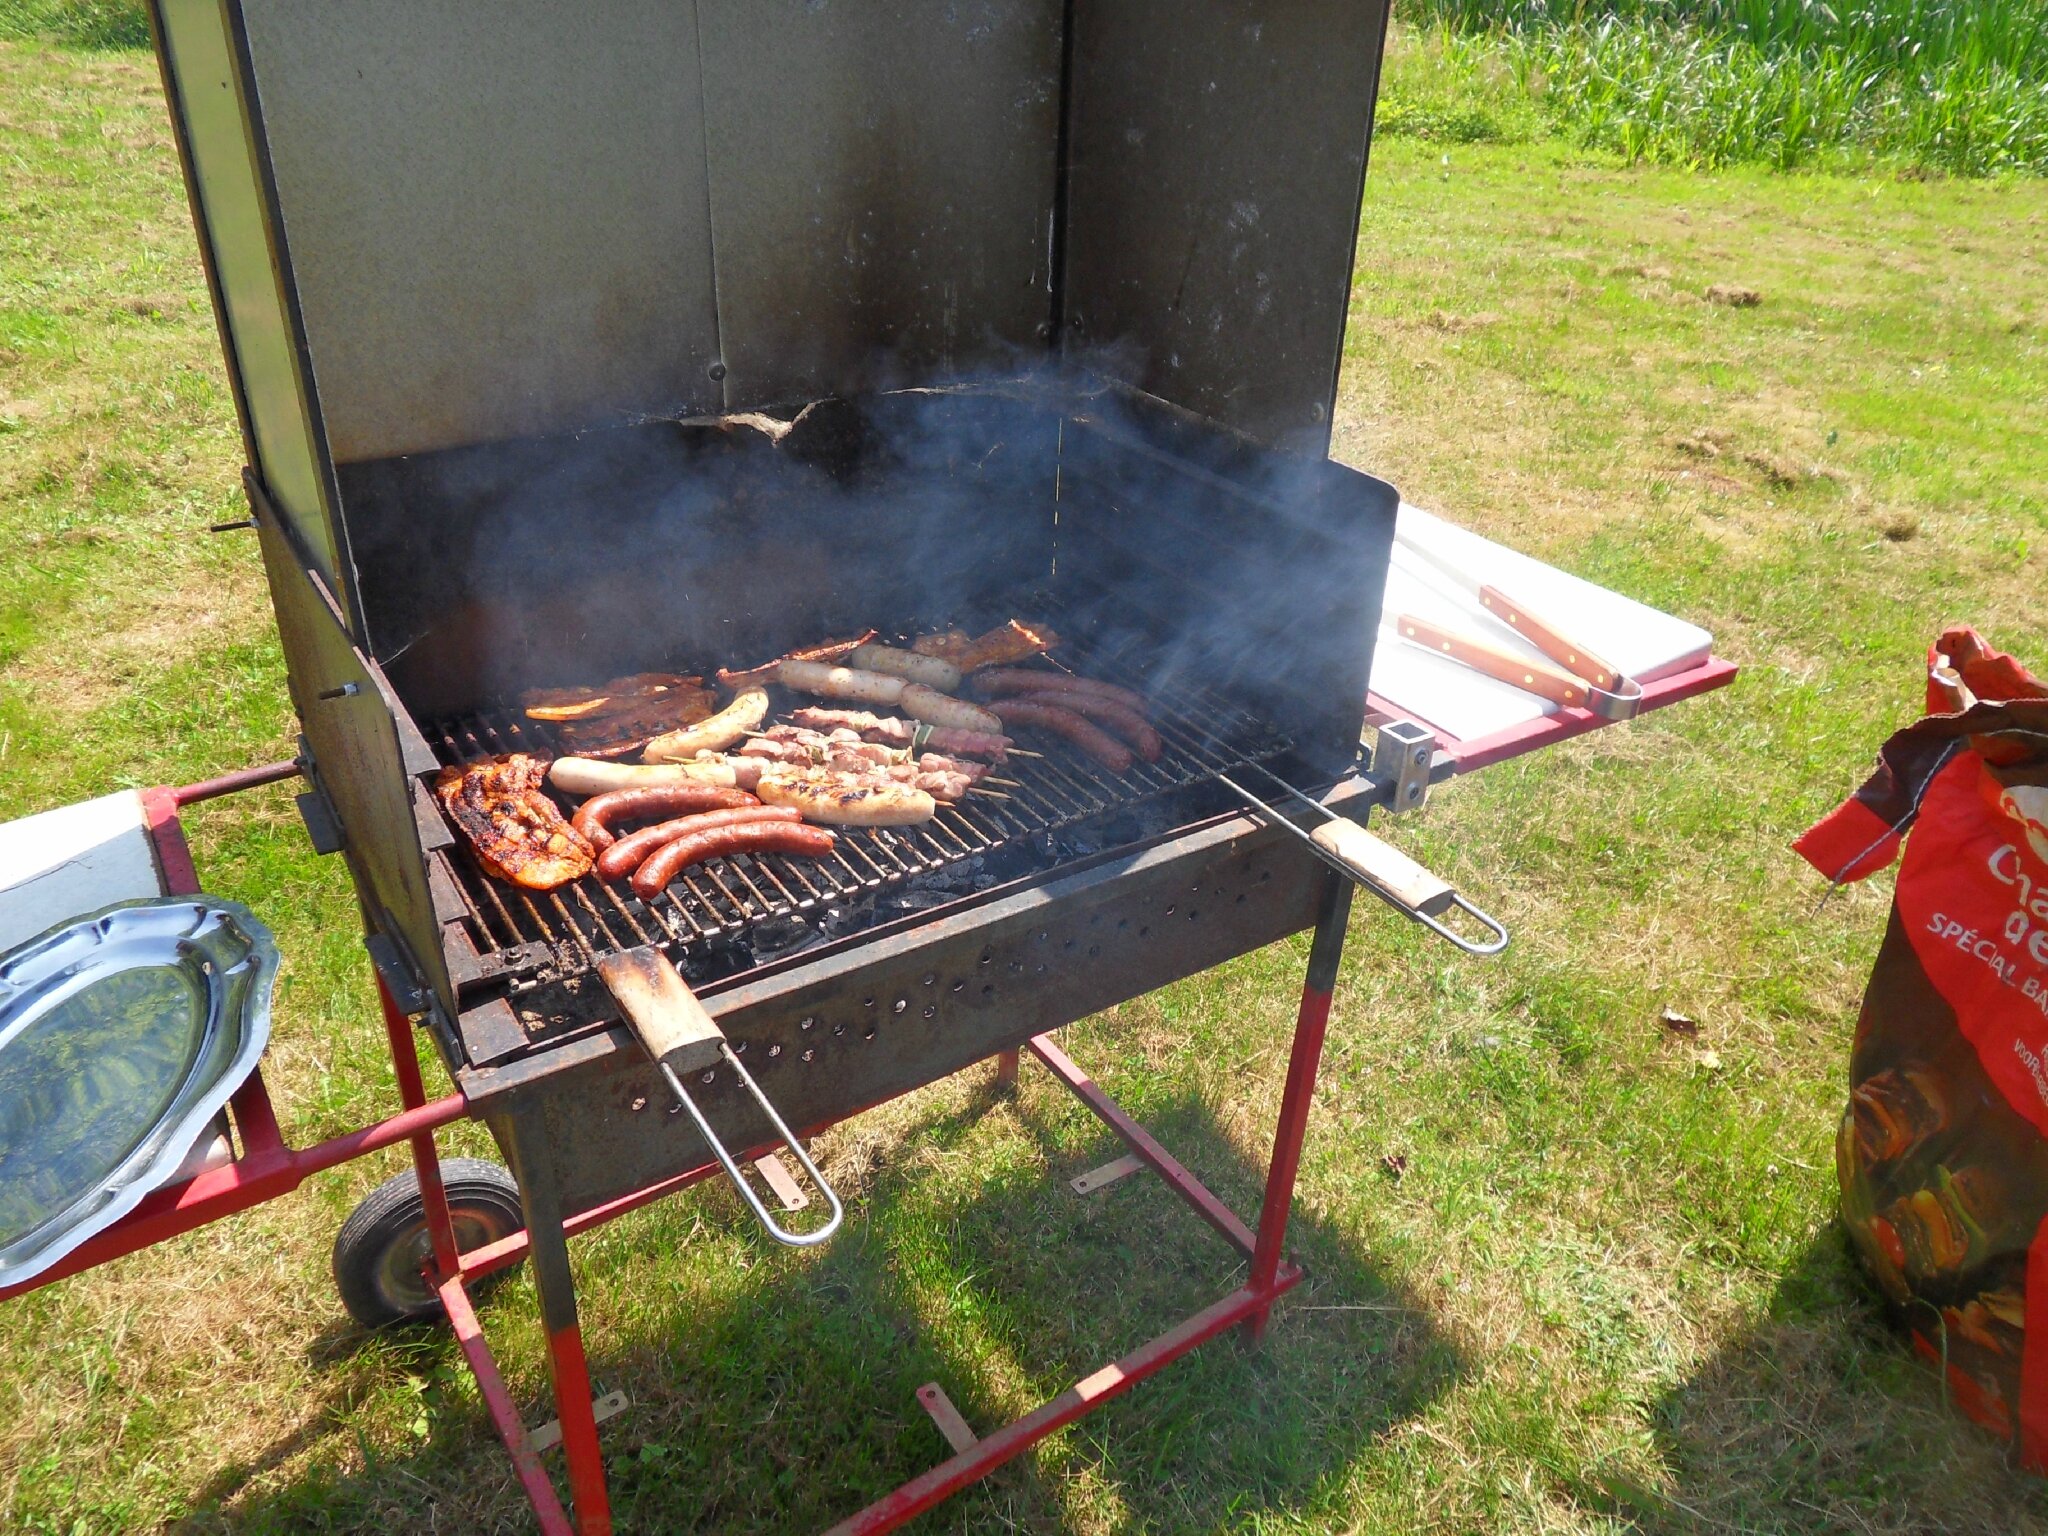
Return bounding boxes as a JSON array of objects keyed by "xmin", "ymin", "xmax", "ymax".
[{"xmin": 331, "ymin": 1158, "xmax": 525, "ymax": 1328}]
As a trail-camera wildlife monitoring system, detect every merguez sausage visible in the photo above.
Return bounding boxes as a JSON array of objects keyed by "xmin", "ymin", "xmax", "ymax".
[
  {"xmin": 1007, "ymin": 690, "xmax": 1163, "ymax": 762},
  {"xmin": 570, "ymin": 784, "xmax": 761, "ymax": 851},
  {"xmin": 596, "ymin": 804, "xmax": 801, "ymax": 881},
  {"xmin": 632, "ymin": 822, "xmax": 838, "ymax": 901},
  {"xmin": 986, "ymin": 698, "xmax": 1134, "ymax": 774},
  {"xmin": 977, "ymin": 669, "xmax": 1149, "ymax": 715}
]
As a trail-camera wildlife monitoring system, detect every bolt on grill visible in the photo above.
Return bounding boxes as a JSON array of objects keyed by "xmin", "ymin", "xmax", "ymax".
[{"xmin": 423, "ymin": 628, "xmax": 1295, "ymax": 996}]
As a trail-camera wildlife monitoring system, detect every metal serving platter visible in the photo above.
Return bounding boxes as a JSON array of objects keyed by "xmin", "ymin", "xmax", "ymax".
[{"xmin": 0, "ymin": 898, "xmax": 278, "ymax": 1289}]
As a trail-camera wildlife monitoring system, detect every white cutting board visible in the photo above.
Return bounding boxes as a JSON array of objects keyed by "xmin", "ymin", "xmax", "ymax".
[{"xmin": 1368, "ymin": 504, "xmax": 1713, "ymax": 743}]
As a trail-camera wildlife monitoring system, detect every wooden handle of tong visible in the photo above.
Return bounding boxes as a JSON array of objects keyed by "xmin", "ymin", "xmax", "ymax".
[
  {"xmin": 1394, "ymin": 613, "xmax": 1594, "ymax": 709},
  {"xmin": 597, "ymin": 946, "xmax": 726, "ymax": 1075},
  {"xmin": 1476, "ymin": 585, "xmax": 1625, "ymax": 693}
]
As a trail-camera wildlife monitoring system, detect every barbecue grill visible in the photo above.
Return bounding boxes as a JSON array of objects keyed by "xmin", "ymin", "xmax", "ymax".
[{"xmin": 27, "ymin": 3, "xmax": 1547, "ymax": 1528}]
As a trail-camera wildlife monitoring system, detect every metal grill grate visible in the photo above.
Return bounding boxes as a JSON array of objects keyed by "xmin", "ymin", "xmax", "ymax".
[{"xmin": 423, "ymin": 638, "xmax": 1293, "ymax": 990}]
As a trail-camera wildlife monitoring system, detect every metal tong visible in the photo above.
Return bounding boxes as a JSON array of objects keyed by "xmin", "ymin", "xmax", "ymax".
[
  {"xmin": 1391, "ymin": 535, "xmax": 1643, "ymax": 721},
  {"xmin": 597, "ymin": 947, "xmax": 843, "ymax": 1248},
  {"xmin": 1217, "ymin": 761, "xmax": 1509, "ymax": 956}
]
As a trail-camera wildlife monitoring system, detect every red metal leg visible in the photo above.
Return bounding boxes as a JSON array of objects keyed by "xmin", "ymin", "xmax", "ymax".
[
  {"xmin": 377, "ymin": 975, "xmax": 463, "ymax": 1277},
  {"xmin": 1243, "ymin": 882, "xmax": 1353, "ymax": 1344},
  {"xmin": 1027, "ymin": 1032, "xmax": 1256, "ymax": 1256},
  {"xmin": 824, "ymin": 1267, "xmax": 1302, "ymax": 1536},
  {"xmin": 441, "ymin": 1272, "xmax": 575, "ymax": 1536},
  {"xmin": 507, "ymin": 1109, "xmax": 613, "ymax": 1536},
  {"xmin": 991, "ymin": 1049, "xmax": 1021, "ymax": 1090}
]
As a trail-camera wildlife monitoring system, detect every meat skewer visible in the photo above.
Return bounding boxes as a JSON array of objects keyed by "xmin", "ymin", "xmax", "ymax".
[
  {"xmin": 977, "ymin": 668, "xmax": 1149, "ymax": 715},
  {"xmin": 785, "ymin": 707, "xmax": 1015, "ymax": 759},
  {"xmin": 632, "ymin": 822, "xmax": 837, "ymax": 901},
  {"xmin": 985, "ymin": 698, "xmax": 1134, "ymax": 774},
  {"xmin": 596, "ymin": 805, "xmax": 804, "ymax": 882},
  {"xmin": 1001, "ymin": 690, "xmax": 1163, "ymax": 762},
  {"xmin": 757, "ymin": 770, "xmax": 938, "ymax": 826}
]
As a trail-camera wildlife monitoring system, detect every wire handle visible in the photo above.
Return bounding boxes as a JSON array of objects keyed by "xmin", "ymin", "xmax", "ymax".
[
  {"xmin": 1217, "ymin": 768, "xmax": 1510, "ymax": 957},
  {"xmin": 654, "ymin": 1046, "xmax": 844, "ymax": 1248},
  {"xmin": 598, "ymin": 946, "xmax": 844, "ymax": 1248}
]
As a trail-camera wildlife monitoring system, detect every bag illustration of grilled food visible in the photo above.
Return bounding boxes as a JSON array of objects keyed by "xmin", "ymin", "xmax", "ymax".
[{"xmin": 1796, "ymin": 626, "xmax": 2048, "ymax": 1459}]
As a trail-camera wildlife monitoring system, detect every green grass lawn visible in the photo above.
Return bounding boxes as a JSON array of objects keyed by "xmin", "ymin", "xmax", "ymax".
[{"xmin": 4, "ymin": 32, "xmax": 2048, "ymax": 1536}]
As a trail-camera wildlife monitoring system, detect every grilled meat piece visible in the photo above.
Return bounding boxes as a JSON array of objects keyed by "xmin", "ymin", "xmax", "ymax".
[
  {"xmin": 912, "ymin": 619, "xmax": 1059, "ymax": 671},
  {"xmin": 435, "ymin": 753, "xmax": 594, "ymax": 890},
  {"xmin": 521, "ymin": 672, "xmax": 709, "ymax": 722},
  {"xmin": 552, "ymin": 689, "xmax": 717, "ymax": 753}
]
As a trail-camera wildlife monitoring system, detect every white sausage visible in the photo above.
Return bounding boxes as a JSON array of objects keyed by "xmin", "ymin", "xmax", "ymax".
[
  {"xmin": 547, "ymin": 757, "xmax": 738, "ymax": 795},
  {"xmin": 899, "ymin": 684, "xmax": 1003, "ymax": 735},
  {"xmin": 641, "ymin": 686, "xmax": 769, "ymax": 763},
  {"xmin": 846, "ymin": 644, "xmax": 962, "ymax": 694},
  {"xmin": 776, "ymin": 661, "xmax": 906, "ymax": 705}
]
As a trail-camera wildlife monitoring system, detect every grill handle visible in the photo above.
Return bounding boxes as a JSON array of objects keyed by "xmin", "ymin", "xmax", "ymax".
[
  {"xmin": 597, "ymin": 948, "xmax": 844, "ymax": 1248},
  {"xmin": 1217, "ymin": 770, "xmax": 1509, "ymax": 957}
]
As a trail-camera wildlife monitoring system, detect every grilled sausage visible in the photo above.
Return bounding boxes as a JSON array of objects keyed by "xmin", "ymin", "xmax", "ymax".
[
  {"xmin": 758, "ymin": 770, "xmax": 938, "ymax": 826},
  {"xmin": 899, "ymin": 684, "xmax": 1003, "ymax": 735},
  {"xmin": 570, "ymin": 784, "xmax": 762, "ymax": 851},
  {"xmin": 549, "ymin": 757, "xmax": 739, "ymax": 796},
  {"xmin": 1006, "ymin": 690, "xmax": 1163, "ymax": 762},
  {"xmin": 977, "ymin": 669, "xmax": 1149, "ymax": 715},
  {"xmin": 597, "ymin": 804, "xmax": 801, "ymax": 881},
  {"xmin": 632, "ymin": 821, "xmax": 838, "ymax": 900},
  {"xmin": 776, "ymin": 661, "xmax": 907, "ymax": 705},
  {"xmin": 986, "ymin": 698, "xmax": 1134, "ymax": 773},
  {"xmin": 642, "ymin": 686, "xmax": 769, "ymax": 763},
  {"xmin": 846, "ymin": 644, "xmax": 962, "ymax": 694}
]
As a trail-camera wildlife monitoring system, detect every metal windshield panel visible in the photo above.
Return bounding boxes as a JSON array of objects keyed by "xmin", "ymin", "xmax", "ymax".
[
  {"xmin": 1061, "ymin": 0, "xmax": 1391, "ymax": 452},
  {"xmin": 236, "ymin": 0, "xmax": 724, "ymax": 463},
  {"xmin": 695, "ymin": 0, "xmax": 1064, "ymax": 409},
  {"xmin": 0, "ymin": 899, "xmax": 279, "ymax": 1290},
  {"xmin": 154, "ymin": 0, "xmax": 343, "ymax": 586}
]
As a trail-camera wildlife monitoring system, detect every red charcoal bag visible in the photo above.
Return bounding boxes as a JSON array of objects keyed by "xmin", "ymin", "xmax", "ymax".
[{"xmin": 1796, "ymin": 627, "xmax": 2048, "ymax": 1459}]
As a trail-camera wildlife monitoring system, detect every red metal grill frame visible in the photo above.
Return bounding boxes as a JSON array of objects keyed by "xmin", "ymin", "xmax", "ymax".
[{"xmin": 1, "ymin": 648, "xmax": 1734, "ymax": 1533}]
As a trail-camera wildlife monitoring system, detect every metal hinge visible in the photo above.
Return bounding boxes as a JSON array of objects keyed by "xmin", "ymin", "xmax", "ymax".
[{"xmin": 1371, "ymin": 720, "xmax": 1435, "ymax": 816}]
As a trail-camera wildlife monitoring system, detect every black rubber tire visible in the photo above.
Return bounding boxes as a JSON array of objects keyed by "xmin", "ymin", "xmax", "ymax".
[{"xmin": 332, "ymin": 1158, "xmax": 525, "ymax": 1329}]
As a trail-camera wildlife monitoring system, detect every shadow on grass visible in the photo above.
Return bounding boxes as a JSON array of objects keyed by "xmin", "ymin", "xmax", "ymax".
[
  {"xmin": 185, "ymin": 1058, "xmax": 1462, "ymax": 1534},
  {"xmin": 1577, "ymin": 1229, "xmax": 2048, "ymax": 1535}
]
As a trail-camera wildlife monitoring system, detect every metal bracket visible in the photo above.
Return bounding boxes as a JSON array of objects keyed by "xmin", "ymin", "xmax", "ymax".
[
  {"xmin": 1070, "ymin": 1153, "xmax": 1146, "ymax": 1196},
  {"xmin": 530, "ymin": 1389, "xmax": 629, "ymax": 1454},
  {"xmin": 1371, "ymin": 720, "xmax": 1435, "ymax": 816},
  {"xmin": 916, "ymin": 1383, "xmax": 979, "ymax": 1455},
  {"xmin": 294, "ymin": 787, "xmax": 344, "ymax": 855},
  {"xmin": 753, "ymin": 1152, "xmax": 811, "ymax": 1212},
  {"xmin": 364, "ymin": 932, "xmax": 431, "ymax": 1014}
]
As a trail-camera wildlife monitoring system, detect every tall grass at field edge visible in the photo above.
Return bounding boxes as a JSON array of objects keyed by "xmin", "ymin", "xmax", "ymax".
[{"xmin": 1388, "ymin": 0, "xmax": 2048, "ymax": 174}]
